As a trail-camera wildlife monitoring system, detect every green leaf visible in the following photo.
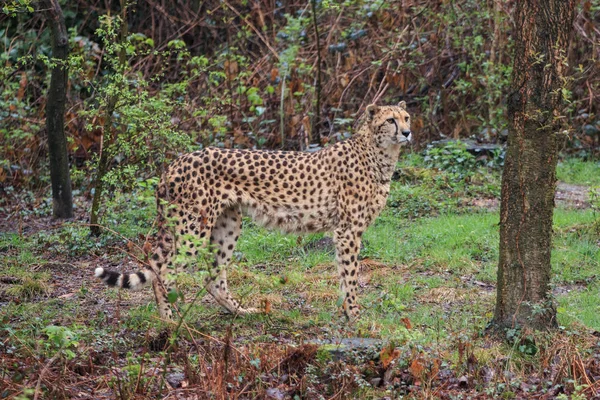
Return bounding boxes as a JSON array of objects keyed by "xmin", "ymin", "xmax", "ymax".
[{"xmin": 167, "ymin": 290, "xmax": 179, "ymax": 304}]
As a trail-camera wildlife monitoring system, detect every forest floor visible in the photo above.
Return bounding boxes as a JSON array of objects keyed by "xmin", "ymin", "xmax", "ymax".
[{"xmin": 1, "ymin": 155, "xmax": 600, "ymax": 399}]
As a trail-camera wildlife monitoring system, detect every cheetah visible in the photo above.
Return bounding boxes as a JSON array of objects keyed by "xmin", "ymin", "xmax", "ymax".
[{"xmin": 95, "ymin": 102, "xmax": 412, "ymax": 321}]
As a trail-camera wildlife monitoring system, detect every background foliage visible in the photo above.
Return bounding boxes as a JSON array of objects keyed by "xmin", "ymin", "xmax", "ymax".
[{"xmin": 1, "ymin": 0, "xmax": 599, "ymax": 194}]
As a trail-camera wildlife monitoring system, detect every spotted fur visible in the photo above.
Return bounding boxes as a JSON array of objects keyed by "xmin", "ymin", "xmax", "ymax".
[{"xmin": 95, "ymin": 102, "xmax": 412, "ymax": 320}]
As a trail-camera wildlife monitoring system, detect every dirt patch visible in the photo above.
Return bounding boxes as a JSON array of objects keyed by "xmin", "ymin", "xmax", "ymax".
[
  {"xmin": 469, "ymin": 182, "xmax": 591, "ymax": 211},
  {"xmin": 556, "ymin": 182, "xmax": 591, "ymax": 209}
]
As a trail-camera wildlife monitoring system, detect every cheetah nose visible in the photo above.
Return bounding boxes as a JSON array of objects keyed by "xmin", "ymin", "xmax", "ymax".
[{"xmin": 401, "ymin": 130, "xmax": 411, "ymax": 138}]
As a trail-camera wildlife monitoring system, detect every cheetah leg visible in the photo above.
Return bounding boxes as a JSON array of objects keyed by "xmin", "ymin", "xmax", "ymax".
[
  {"xmin": 205, "ymin": 206, "xmax": 259, "ymax": 315},
  {"xmin": 151, "ymin": 202, "xmax": 213, "ymax": 321},
  {"xmin": 334, "ymin": 226, "xmax": 362, "ymax": 319},
  {"xmin": 148, "ymin": 200, "xmax": 180, "ymax": 321}
]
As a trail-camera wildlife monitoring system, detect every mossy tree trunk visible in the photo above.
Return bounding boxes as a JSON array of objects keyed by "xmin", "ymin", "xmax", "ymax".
[
  {"xmin": 492, "ymin": 0, "xmax": 576, "ymax": 331},
  {"xmin": 44, "ymin": 0, "xmax": 73, "ymax": 219}
]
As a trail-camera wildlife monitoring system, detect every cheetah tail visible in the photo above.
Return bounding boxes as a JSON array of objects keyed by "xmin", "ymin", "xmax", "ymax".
[{"xmin": 94, "ymin": 267, "xmax": 153, "ymax": 290}]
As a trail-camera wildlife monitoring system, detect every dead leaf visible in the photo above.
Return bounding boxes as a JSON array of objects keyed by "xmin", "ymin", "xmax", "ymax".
[
  {"xmin": 17, "ymin": 72, "xmax": 27, "ymax": 102},
  {"xmin": 143, "ymin": 241, "xmax": 153, "ymax": 255},
  {"xmin": 233, "ymin": 127, "xmax": 252, "ymax": 147},
  {"xmin": 263, "ymin": 299, "xmax": 271, "ymax": 314},
  {"xmin": 380, "ymin": 343, "xmax": 400, "ymax": 369},
  {"xmin": 344, "ymin": 50, "xmax": 356, "ymax": 69},
  {"xmin": 431, "ymin": 358, "xmax": 441, "ymax": 377},
  {"xmin": 409, "ymin": 356, "xmax": 425, "ymax": 379},
  {"xmin": 400, "ymin": 317, "xmax": 412, "ymax": 330},
  {"xmin": 253, "ymin": 1, "xmax": 265, "ymax": 28},
  {"xmin": 270, "ymin": 68, "xmax": 279, "ymax": 83},
  {"xmin": 301, "ymin": 115, "xmax": 311, "ymax": 142},
  {"xmin": 224, "ymin": 59, "xmax": 238, "ymax": 80},
  {"xmin": 339, "ymin": 74, "xmax": 349, "ymax": 88}
]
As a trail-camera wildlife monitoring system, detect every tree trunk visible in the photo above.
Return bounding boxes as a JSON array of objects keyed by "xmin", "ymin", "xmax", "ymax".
[
  {"xmin": 44, "ymin": 0, "xmax": 73, "ymax": 219},
  {"xmin": 492, "ymin": 0, "xmax": 576, "ymax": 331}
]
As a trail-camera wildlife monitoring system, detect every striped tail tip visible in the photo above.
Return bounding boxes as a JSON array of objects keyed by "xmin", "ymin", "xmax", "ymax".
[
  {"xmin": 95, "ymin": 267, "xmax": 151, "ymax": 290},
  {"xmin": 95, "ymin": 267, "xmax": 122, "ymax": 287}
]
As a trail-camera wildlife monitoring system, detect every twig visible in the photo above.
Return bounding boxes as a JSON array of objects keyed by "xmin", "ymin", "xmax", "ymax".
[
  {"xmin": 311, "ymin": 0, "xmax": 322, "ymax": 140},
  {"xmin": 221, "ymin": 0, "xmax": 279, "ymax": 60},
  {"xmin": 33, "ymin": 354, "xmax": 58, "ymax": 400},
  {"xmin": 280, "ymin": 74, "xmax": 286, "ymax": 149}
]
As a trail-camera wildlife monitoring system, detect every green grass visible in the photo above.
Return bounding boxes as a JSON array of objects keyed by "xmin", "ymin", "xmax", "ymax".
[
  {"xmin": 232, "ymin": 206, "xmax": 600, "ymax": 332},
  {"xmin": 558, "ymin": 284, "xmax": 600, "ymax": 328},
  {"xmin": 2, "ymin": 157, "xmax": 600, "ymax": 398},
  {"xmin": 557, "ymin": 158, "xmax": 600, "ymax": 186},
  {"xmin": 237, "ymin": 223, "xmax": 332, "ymax": 267}
]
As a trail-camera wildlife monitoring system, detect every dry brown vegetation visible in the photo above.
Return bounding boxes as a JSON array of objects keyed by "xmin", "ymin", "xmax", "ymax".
[{"xmin": 1, "ymin": 0, "xmax": 600, "ymax": 190}]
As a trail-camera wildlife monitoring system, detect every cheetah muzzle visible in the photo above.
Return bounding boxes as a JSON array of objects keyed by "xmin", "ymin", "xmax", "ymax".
[{"xmin": 95, "ymin": 102, "xmax": 412, "ymax": 321}]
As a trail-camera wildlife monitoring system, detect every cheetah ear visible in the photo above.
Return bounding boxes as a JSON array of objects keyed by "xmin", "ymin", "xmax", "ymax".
[
  {"xmin": 398, "ymin": 100, "xmax": 407, "ymax": 109},
  {"xmin": 366, "ymin": 104, "xmax": 379, "ymax": 121}
]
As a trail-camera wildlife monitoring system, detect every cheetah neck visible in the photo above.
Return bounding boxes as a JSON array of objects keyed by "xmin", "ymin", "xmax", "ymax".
[{"xmin": 355, "ymin": 134, "xmax": 400, "ymax": 184}]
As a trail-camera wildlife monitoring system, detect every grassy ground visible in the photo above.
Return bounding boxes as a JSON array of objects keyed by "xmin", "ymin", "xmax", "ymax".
[{"xmin": 1, "ymin": 153, "xmax": 599, "ymax": 399}]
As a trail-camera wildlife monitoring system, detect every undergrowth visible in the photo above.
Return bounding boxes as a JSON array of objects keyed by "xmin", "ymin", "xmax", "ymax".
[{"xmin": 1, "ymin": 156, "xmax": 599, "ymax": 398}]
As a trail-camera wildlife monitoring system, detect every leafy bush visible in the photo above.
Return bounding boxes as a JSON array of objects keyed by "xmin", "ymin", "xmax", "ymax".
[{"xmin": 424, "ymin": 141, "xmax": 477, "ymax": 178}]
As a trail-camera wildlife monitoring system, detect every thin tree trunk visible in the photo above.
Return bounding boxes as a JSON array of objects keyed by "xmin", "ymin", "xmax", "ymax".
[
  {"xmin": 44, "ymin": 0, "xmax": 73, "ymax": 219},
  {"xmin": 492, "ymin": 0, "xmax": 576, "ymax": 331}
]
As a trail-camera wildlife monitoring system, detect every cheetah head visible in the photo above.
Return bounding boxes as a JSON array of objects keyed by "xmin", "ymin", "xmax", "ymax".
[{"xmin": 366, "ymin": 101, "xmax": 412, "ymax": 147}]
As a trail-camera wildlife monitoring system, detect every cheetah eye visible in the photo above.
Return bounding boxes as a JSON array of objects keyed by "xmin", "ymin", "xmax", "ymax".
[
  {"xmin": 405, "ymin": 116, "xmax": 410, "ymax": 122},
  {"xmin": 386, "ymin": 118, "xmax": 395, "ymax": 124}
]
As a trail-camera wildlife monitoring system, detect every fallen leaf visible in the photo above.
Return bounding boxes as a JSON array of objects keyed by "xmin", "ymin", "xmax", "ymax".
[
  {"xmin": 17, "ymin": 72, "xmax": 27, "ymax": 101},
  {"xmin": 409, "ymin": 356, "xmax": 424, "ymax": 379},
  {"xmin": 143, "ymin": 241, "xmax": 153, "ymax": 255},
  {"xmin": 400, "ymin": 317, "xmax": 412, "ymax": 330},
  {"xmin": 380, "ymin": 343, "xmax": 400, "ymax": 369},
  {"xmin": 431, "ymin": 358, "xmax": 441, "ymax": 377}
]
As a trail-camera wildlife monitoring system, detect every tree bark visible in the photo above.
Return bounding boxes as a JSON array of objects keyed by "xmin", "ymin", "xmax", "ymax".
[
  {"xmin": 44, "ymin": 0, "xmax": 73, "ymax": 219},
  {"xmin": 492, "ymin": 0, "xmax": 576, "ymax": 331}
]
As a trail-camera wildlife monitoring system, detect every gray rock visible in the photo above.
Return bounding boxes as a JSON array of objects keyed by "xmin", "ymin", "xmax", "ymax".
[
  {"xmin": 166, "ymin": 372, "xmax": 185, "ymax": 388},
  {"xmin": 370, "ymin": 377, "xmax": 382, "ymax": 387},
  {"xmin": 266, "ymin": 387, "xmax": 286, "ymax": 400},
  {"xmin": 310, "ymin": 337, "xmax": 383, "ymax": 362},
  {"xmin": 583, "ymin": 124, "xmax": 600, "ymax": 136}
]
